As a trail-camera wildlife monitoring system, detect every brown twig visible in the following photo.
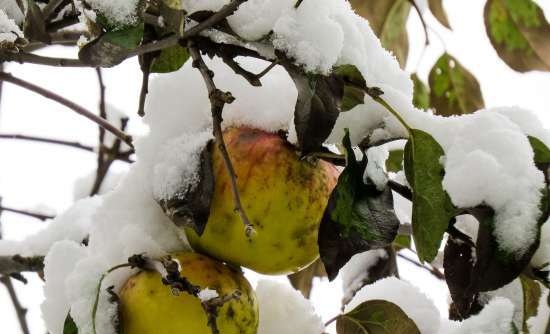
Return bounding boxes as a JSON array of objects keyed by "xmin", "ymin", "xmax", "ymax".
[
  {"xmin": 138, "ymin": 66, "xmax": 150, "ymax": 117},
  {"xmin": 398, "ymin": 252, "xmax": 445, "ymax": 280},
  {"xmin": 407, "ymin": 0, "xmax": 430, "ymax": 46},
  {"xmin": 0, "ymin": 276, "xmax": 30, "ymax": 334},
  {"xmin": 0, "ymin": 206, "xmax": 54, "ymax": 221},
  {"xmin": 0, "ymin": 72, "xmax": 134, "ymax": 148},
  {"xmin": 188, "ymin": 42, "xmax": 255, "ymax": 237},
  {"xmin": 0, "ymin": 51, "xmax": 86, "ymax": 67}
]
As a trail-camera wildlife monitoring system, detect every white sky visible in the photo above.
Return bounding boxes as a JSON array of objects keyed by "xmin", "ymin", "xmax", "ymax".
[{"xmin": 1, "ymin": 1, "xmax": 549, "ymax": 333}]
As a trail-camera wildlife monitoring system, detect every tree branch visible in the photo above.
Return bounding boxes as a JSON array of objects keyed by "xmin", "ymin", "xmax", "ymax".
[
  {"xmin": 407, "ymin": 0, "xmax": 430, "ymax": 46},
  {"xmin": 0, "ymin": 133, "xmax": 94, "ymax": 152},
  {"xmin": 0, "ymin": 206, "xmax": 54, "ymax": 221},
  {"xmin": 0, "ymin": 72, "xmax": 134, "ymax": 148},
  {"xmin": 0, "ymin": 255, "xmax": 45, "ymax": 276},
  {"xmin": 0, "ymin": 51, "xmax": 86, "ymax": 67},
  {"xmin": 398, "ymin": 253, "xmax": 445, "ymax": 280},
  {"xmin": 188, "ymin": 42, "xmax": 255, "ymax": 237},
  {"xmin": 0, "ymin": 276, "xmax": 30, "ymax": 334},
  {"xmin": 387, "ymin": 180, "xmax": 412, "ymax": 201}
]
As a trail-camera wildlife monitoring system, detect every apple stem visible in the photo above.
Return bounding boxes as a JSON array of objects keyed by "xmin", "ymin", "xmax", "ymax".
[{"xmin": 188, "ymin": 40, "xmax": 256, "ymax": 238}]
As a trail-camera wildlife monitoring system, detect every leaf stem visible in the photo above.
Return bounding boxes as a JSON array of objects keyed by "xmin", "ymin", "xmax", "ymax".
[{"xmin": 371, "ymin": 95, "xmax": 412, "ymax": 133}]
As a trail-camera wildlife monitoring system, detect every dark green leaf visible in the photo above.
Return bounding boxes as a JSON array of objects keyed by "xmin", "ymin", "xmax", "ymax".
[
  {"xmin": 319, "ymin": 130, "xmax": 400, "ymax": 280},
  {"xmin": 484, "ymin": 0, "xmax": 550, "ymax": 72},
  {"xmin": 412, "ymin": 74, "xmax": 430, "ymax": 110},
  {"xmin": 386, "ymin": 149, "xmax": 404, "ymax": 173},
  {"xmin": 24, "ymin": 0, "xmax": 51, "ymax": 44},
  {"xmin": 428, "ymin": 53, "xmax": 485, "ymax": 116},
  {"xmin": 520, "ymin": 275, "xmax": 542, "ymax": 332},
  {"xmin": 350, "ymin": 0, "xmax": 411, "ymax": 68},
  {"xmin": 287, "ymin": 258, "xmax": 326, "ymax": 298},
  {"xmin": 157, "ymin": 142, "xmax": 215, "ymax": 236},
  {"xmin": 286, "ymin": 65, "xmax": 343, "ymax": 154},
  {"xmin": 529, "ymin": 136, "xmax": 550, "ymax": 164},
  {"xmin": 63, "ymin": 313, "xmax": 78, "ymax": 334},
  {"xmin": 333, "ymin": 65, "xmax": 367, "ymax": 112},
  {"xmin": 79, "ymin": 24, "xmax": 144, "ymax": 67},
  {"xmin": 336, "ymin": 299, "xmax": 421, "ymax": 334},
  {"xmin": 150, "ymin": 45, "xmax": 189, "ymax": 73},
  {"xmin": 428, "ymin": 0, "xmax": 451, "ymax": 29},
  {"xmin": 393, "ymin": 234, "xmax": 411, "ymax": 250},
  {"xmin": 404, "ymin": 129, "xmax": 455, "ymax": 262}
]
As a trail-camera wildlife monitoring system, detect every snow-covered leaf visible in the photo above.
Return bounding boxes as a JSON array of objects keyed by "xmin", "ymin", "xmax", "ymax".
[
  {"xmin": 428, "ymin": 53, "xmax": 484, "ymax": 116},
  {"xmin": 349, "ymin": 0, "xmax": 411, "ymax": 68},
  {"xmin": 157, "ymin": 141, "xmax": 215, "ymax": 236},
  {"xmin": 412, "ymin": 74, "xmax": 430, "ymax": 110},
  {"xmin": 404, "ymin": 129, "xmax": 455, "ymax": 262},
  {"xmin": 79, "ymin": 23, "xmax": 144, "ymax": 67},
  {"xmin": 484, "ymin": 0, "xmax": 550, "ymax": 72},
  {"xmin": 318, "ymin": 130, "xmax": 399, "ymax": 280},
  {"xmin": 287, "ymin": 65, "xmax": 343, "ymax": 154},
  {"xmin": 336, "ymin": 299, "xmax": 421, "ymax": 334},
  {"xmin": 428, "ymin": 0, "xmax": 451, "ymax": 29}
]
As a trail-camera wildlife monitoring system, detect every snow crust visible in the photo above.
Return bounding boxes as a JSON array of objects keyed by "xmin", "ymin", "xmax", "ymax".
[
  {"xmin": 73, "ymin": 170, "xmax": 124, "ymax": 201},
  {"xmin": 256, "ymin": 280, "xmax": 324, "ymax": 334},
  {"xmin": 0, "ymin": 9, "xmax": 23, "ymax": 44},
  {"xmin": 346, "ymin": 277, "xmax": 441, "ymax": 334}
]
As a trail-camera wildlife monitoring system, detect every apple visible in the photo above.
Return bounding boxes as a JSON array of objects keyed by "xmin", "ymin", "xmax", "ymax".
[
  {"xmin": 185, "ymin": 127, "xmax": 339, "ymax": 275},
  {"xmin": 119, "ymin": 252, "xmax": 258, "ymax": 334}
]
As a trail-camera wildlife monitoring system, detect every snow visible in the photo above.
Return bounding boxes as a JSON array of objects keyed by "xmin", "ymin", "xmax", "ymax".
[
  {"xmin": 346, "ymin": 277, "xmax": 441, "ymax": 334},
  {"xmin": 0, "ymin": 0, "xmax": 24, "ymax": 24},
  {"xmin": 480, "ymin": 279, "xmax": 523, "ymax": 329},
  {"xmin": 0, "ymin": 9, "xmax": 23, "ymax": 45},
  {"xmin": 85, "ymin": 0, "xmax": 140, "ymax": 26},
  {"xmin": 364, "ymin": 146, "xmax": 389, "ymax": 190},
  {"xmin": 527, "ymin": 287, "xmax": 550, "ymax": 333},
  {"xmin": 256, "ymin": 280, "xmax": 324, "ymax": 334},
  {"xmin": 152, "ymin": 130, "xmax": 212, "ymax": 201},
  {"xmin": 444, "ymin": 297, "xmax": 515, "ymax": 334},
  {"xmin": 181, "ymin": 0, "xmax": 228, "ymax": 14},
  {"xmin": 198, "ymin": 288, "xmax": 219, "ymax": 302},
  {"xmin": 227, "ymin": 0, "xmax": 296, "ymax": 41},
  {"xmin": 532, "ymin": 219, "xmax": 550, "ymax": 268},
  {"xmin": 73, "ymin": 169, "xmax": 124, "ymax": 200},
  {"xmin": 0, "ymin": 197, "xmax": 101, "ymax": 256},
  {"xmin": 340, "ymin": 249, "xmax": 388, "ymax": 304}
]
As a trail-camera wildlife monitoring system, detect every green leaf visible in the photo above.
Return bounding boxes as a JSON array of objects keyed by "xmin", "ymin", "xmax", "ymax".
[
  {"xmin": 404, "ymin": 129, "xmax": 455, "ymax": 262},
  {"xmin": 349, "ymin": 0, "xmax": 411, "ymax": 68},
  {"xmin": 63, "ymin": 313, "xmax": 78, "ymax": 334},
  {"xmin": 336, "ymin": 299, "xmax": 421, "ymax": 334},
  {"xmin": 529, "ymin": 136, "xmax": 550, "ymax": 164},
  {"xmin": 520, "ymin": 275, "xmax": 542, "ymax": 333},
  {"xmin": 79, "ymin": 23, "xmax": 144, "ymax": 67},
  {"xmin": 412, "ymin": 74, "xmax": 430, "ymax": 110},
  {"xmin": 386, "ymin": 149, "xmax": 404, "ymax": 173},
  {"xmin": 393, "ymin": 234, "xmax": 411, "ymax": 250},
  {"xmin": 428, "ymin": 0, "xmax": 451, "ymax": 29},
  {"xmin": 150, "ymin": 45, "xmax": 189, "ymax": 73},
  {"xmin": 428, "ymin": 53, "xmax": 485, "ymax": 116},
  {"xmin": 484, "ymin": 0, "xmax": 550, "ymax": 72},
  {"xmin": 333, "ymin": 65, "xmax": 367, "ymax": 112},
  {"xmin": 318, "ymin": 130, "xmax": 400, "ymax": 280},
  {"xmin": 286, "ymin": 65, "xmax": 343, "ymax": 154}
]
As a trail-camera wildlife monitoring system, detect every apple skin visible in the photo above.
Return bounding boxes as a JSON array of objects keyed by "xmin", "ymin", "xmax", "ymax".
[
  {"xmin": 185, "ymin": 127, "xmax": 339, "ymax": 275},
  {"xmin": 119, "ymin": 252, "xmax": 258, "ymax": 334}
]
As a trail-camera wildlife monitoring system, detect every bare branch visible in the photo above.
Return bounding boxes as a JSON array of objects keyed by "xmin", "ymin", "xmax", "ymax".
[
  {"xmin": 0, "ymin": 276, "xmax": 30, "ymax": 334},
  {"xmin": 0, "ymin": 255, "xmax": 45, "ymax": 276},
  {"xmin": 0, "ymin": 133, "xmax": 94, "ymax": 152},
  {"xmin": 388, "ymin": 180, "xmax": 412, "ymax": 201},
  {"xmin": 0, "ymin": 206, "xmax": 54, "ymax": 221},
  {"xmin": 138, "ymin": 66, "xmax": 150, "ymax": 117},
  {"xmin": 0, "ymin": 72, "xmax": 134, "ymax": 148},
  {"xmin": 188, "ymin": 42, "xmax": 255, "ymax": 237},
  {"xmin": 398, "ymin": 252, "xmax": 445, "ymax": 280},
  {"xmin": 407, "ymin": 0, "xmax": 430, "ymax": 46},
  {"xmin": 0, "ymin": 51, "xmax": 86, "ymax": 67}
]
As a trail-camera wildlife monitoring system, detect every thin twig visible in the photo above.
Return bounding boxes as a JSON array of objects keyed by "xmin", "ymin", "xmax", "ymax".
[
  {"xmin": 0, "ymin": 276, "xmax": 30, "ymax": 334},
  {"xmin": 407, "ymin": 0, "xmax": 430, "ymax": 46},
  {"xmin": 398, "ymin": 253, "xmax": 445, "ymax": 280},
  {"xmin": 138, "ymin": 66, "xmax": 150, "ymax": 117},
  {"xmin": 0, "ymin": 134, "xmax": 94, "ymax": 152},
  {"xmin": 0, "ymin": 51, "xmax": 86, "ymax": 67},
  {"xmin": 0, "ymin": 72, "xmax": 134, "ymax": 148},
  {"xmin": 0, "ymin": 206, "xmax": 54, "ymax": 221},
  {"xmin": 188, "ymin": 42, "xmax": 255, "ymax": 237}
]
